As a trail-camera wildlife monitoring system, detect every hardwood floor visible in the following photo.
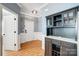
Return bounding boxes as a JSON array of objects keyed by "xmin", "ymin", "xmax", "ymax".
[{"xmin": 4, "ymin": 40, "xmax": 44, "ymax": 56}]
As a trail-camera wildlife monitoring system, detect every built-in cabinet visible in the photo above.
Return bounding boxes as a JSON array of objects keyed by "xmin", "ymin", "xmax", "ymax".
[
  {"xmin": 46, "ymin": 6, "xmax": 78, "ymax": 40},
  {"xmin": 46, "ymin": 8, "xmax": 76, "ymax": 28},
  {"xmin": 45, "ymin": 38, "xmax": 77, "ymax": 56}
]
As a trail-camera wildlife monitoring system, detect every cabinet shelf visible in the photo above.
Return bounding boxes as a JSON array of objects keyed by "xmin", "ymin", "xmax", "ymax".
[
  {"xmin": 54, "ymin": 20, "xmax": 62, "ymax": 22},
  {"xmin": 52, "ymin": 26, "xmax": 75, "ymax": 28},
  {"xmin": 52, "ymin": 26, "xmax": 63, "ymax": 28},
  {"xmin": 53, "ymin": 14, "xmax": 62, "ymax": 27}
]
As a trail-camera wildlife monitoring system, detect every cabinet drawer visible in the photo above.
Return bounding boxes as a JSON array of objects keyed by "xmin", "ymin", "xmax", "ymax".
[
  {"xmin": 52, "ymin": 39, "xmax": 60, "ymax": 45},
  {"xmin": 61, "ymin": 46, "xmax": 77, "ymax": 56},
  {"xmin": 60, "ymin": 41, "xmax": 77, "ymax": 56},
  {"xmin": 61, "ymin": 41, "xmax": 77, "ymax": 49}
]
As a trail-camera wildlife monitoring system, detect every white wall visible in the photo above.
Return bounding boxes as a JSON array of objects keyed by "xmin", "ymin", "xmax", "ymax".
[{"xmin": 38, "ymin": 3, "xmax": 79, "ymax": 36}]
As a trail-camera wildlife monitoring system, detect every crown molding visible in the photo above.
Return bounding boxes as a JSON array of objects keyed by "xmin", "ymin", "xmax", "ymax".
[
  {"xmin": 17, "ymin": 3, "xmax": 23, "ymax": 8},
  {"xmin": 17, "ymin": 3, "xmax": 48, "ymax": 10},
  {"xmin": 38, "ymin": 3, "xmax": 48, "ymax": 10}
]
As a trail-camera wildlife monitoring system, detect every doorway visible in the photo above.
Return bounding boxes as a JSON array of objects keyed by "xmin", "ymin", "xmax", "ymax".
[{"xmin": 2, "ymin": 8, "xmax": 19, "ymax": 56}]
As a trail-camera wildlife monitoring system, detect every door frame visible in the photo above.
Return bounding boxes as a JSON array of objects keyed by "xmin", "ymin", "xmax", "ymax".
[{"xmin": 0, "ymin": 4, "xmax": 18, "ymax": 56}]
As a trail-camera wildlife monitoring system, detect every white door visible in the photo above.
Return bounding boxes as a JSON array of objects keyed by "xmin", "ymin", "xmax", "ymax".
[
  {"xmin": 77, "ymin": 11, "xmax": 79, "ymax": 56},
  {"xmin": 25, "ymin": 20, "xmax": 34, "ymax": 41},
  {"xmin": 2, "ymin": 9, "xmax": 18, "ymax": 51}
]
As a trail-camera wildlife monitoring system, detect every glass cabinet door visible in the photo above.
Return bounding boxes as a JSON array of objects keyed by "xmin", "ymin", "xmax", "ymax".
[
  {"xmin": 47, "ymin": 17, "xmax": 53, "ymax": 27},
  {"xmin": 63, "ymin": 10, "xmax": 76, "ymax": 27},
  {"xmin": 69, "ymin": 11, "xmax": 74, "ymax": 19},
  {"xmin": 63, "ymin": 13, "xmax": 68, "ymax": 26},
  {"xmin": 68, "ymin": 10, "xmax": 76, "ymax": 27}
]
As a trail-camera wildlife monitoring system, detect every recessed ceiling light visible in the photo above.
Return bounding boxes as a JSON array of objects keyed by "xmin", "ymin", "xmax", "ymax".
[
  {"xmin": 45, "ymin": 9, "xmax": 48, "ymax": 11},
  {"xmin": 32, "ymin": 10, "xmax": 38, "ymax": 14}
]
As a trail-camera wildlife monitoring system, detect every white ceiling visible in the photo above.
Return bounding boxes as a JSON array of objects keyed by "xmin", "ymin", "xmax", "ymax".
[
  {"xmin": 21, "ymin": 3, "xmax": 46, "ymax": 10},
  {"xmin": 18, "ymin": 3, "xmax": 48, "ymax": 17},
  {"xmin": 18, "ymin": 3, "xmax": 79, "ymax": 18}
]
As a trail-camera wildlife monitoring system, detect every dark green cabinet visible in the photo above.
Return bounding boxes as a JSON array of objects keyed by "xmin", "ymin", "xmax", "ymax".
[
  {"xmin": 46, "ymin": 6, "xmax": 78, "ymax": 40},
  {"xmin": 45, "ymin": 38, "xmax": 77, "ymax": 56},
  {"xmin": 45, "ymin": 38, "xmax": 52, "ymax": 56}
]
